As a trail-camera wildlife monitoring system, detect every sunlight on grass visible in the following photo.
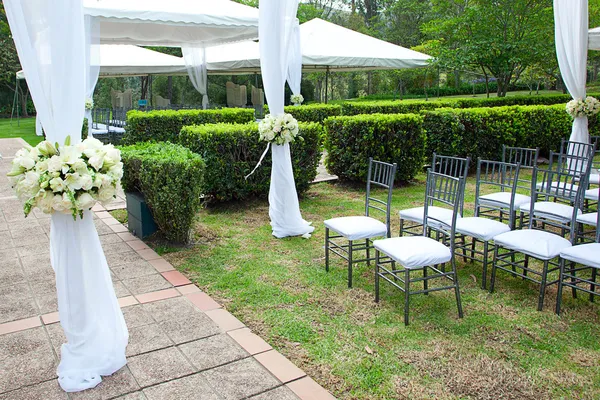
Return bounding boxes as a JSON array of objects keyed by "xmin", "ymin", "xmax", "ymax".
[{"xmin": 0, "ymin": 117, "xmax": 43, "ymax": 146}]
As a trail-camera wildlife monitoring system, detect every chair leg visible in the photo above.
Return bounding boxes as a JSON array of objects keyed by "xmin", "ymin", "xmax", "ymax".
[
  {"xmin": 365, "ymin": 239, "xmax": 370, "ymax": 267},
  {"xmin": 556, "ymin": 258, "xmax": 565, "ymax": 315},
  {"xmin": 523, "ymin": 255, "xmax": 529, "ymax": 279},
  {"xmin": 490, "ymin": 245, "xmax": 499, "ymax": 293},
  {"xmin": 348, "ymin": 240, "xmax": 353, "ymax": 288},
  {"xmin": 460, "ymin": 235, "xmax": 467, "ymax": 263},
  {"xmin": 590, "ymin": 267, "xmax": 597, "ymax": 303},
  {"xmin": 404, "ymin": 268, "xmax": 410, "ymax": 326},
  {"xmin": 470, "ymin": 238, "xmax": 476, "ymax": 260},
  {"xmin": 519, "ymin": 211, "xmax": 524, "ymax": 229},
  {"xmin": 375, "ymin": 250, "xmax": 380, "ymax": 303},
  {"xmin": 569, "ymin": 261, "xmax": 577, "ymax": 299},
  {"xmin": 399, "ymin": 218, "xmax": 404, "ymax": 237},
  {"xmin": 538, "ymin": 260, "xmax": 549, "ymax": 311},
  {"xmin": 325, "ymin": 228, "xmax": 330, "ymax": 272},
  {"xmin": 423, "ymin": 266, "xmax": 428, "ymax": 294},
  {"xmin": 482, "ymin": 241, "xmax": 488, "ymax": 290},
  {"xmin": 452, "ymin": 258, "xmax": 464, "ymax": 319}
]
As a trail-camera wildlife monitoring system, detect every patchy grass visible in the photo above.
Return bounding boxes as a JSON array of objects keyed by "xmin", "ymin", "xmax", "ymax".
[
  {"xmin": 0, "ymin": 117, "xmax": 43, "ymax": 146},
  {"xmin": 110, "ymin": 209, "xmax": 128, "ymax": 224},
  {"xmin": 157, "ymin": 176, "xmax": 600, "ymax": 400}
]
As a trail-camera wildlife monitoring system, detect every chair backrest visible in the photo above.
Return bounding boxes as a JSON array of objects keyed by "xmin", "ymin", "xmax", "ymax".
[
  {"xmin": 558, "ymin": 139, "xmax": 596, "ymax": 176},
  {"xmin": 92, "ymin": 108, "xmax": 110, "ymax": 129},
  {"xmin": 423, "ymin": 170, "xmax": 465, "ymax": 248},
  {"xmin": 365, "ymin": 158, "xmax": 398, "ymax": 238},
  {"xmin": 502, "ymin": 145, "xmax": 538, "ymax": 191},
  {"xmin": 591, "ymin": 136, "xmax": 600, "ymax": 171},
  {"xmin": 474, "ymin": 159, "xmax": 521, "ymax": 226},
  {"xmin": 431, "ymin": 153, "xmax": 470, "ymax": 178}
]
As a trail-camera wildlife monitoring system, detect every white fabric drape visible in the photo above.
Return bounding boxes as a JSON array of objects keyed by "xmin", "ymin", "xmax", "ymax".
[
  {"xmin": 286, "ymin": 20, "xmax": 302, "ymax": 97},
  {"xmin": 85, "ymin": 15, "xmax": 101, "ymax": 136},
  {"xmin": 4, "ymin": 0, "xmax": 127, "ymax": 393},
  {"xmin": 555, "ymin": 0, "xmax": 589, "ymax": 144},
  {"xmin": 35, "ymin": 117, "xmax": 43, "ymax": 136},
  {"xmin": 182, "ymin": 46, "xmax": 209, "ymax": 109},
  {"xmin": 260, "ymin": 0, "xmax": 314, "ymax": 238}
]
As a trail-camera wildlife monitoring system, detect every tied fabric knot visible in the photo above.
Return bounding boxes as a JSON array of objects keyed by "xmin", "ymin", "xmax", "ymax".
[{"xmin": 245, "ymin": 143, "xmax": 271, "ymax": 180}]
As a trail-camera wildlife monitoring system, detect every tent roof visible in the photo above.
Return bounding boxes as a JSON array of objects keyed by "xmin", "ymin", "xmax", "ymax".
[
  {"xmin": 589, "ymin": 27, "xmax": 600, "ymax": 50},
  {"xmin": 206, "ymin": 18, "xmax": 431, "ymax": 73},
  {"xmin": 83, "ymin": 0, "xmax": 259, "ymax": 47},
  {"xmin": 17, "ymin": 45, "xmax": 186, "ymax": 79}
]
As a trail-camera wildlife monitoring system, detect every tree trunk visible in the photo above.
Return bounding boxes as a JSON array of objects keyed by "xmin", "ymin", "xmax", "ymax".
[
  {"xmin": 367, "ymin": 71, "xmax": 373, "ymax": 95},
  {"xmin": 18, "ymin": 85, "xmax": 29, "ymax": 118},
  {"xmin": 481, "ymin": 67, "xmax": 489, "ymax": 98},
  {"xmin": 140, "ymin": 76, "xmax": 149, "ymax": 99},
  {"xmin": 167, "ymin": 76, "xmax": 173, "ymax": 102},
  {"xmin": 454, "ymin": 70, "xmax": 460, "ymax": 87}
]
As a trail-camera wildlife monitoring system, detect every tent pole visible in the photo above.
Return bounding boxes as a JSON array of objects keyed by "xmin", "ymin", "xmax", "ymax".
[
  {"xmin": 16, "ymin": 77, "xmax": 20, "ymax": 127},
  {"xmin": 325, "ymin": 67, "xmax": 329, "ymax": 104},
  {"xmin": 10, "ymin": 75, "xmax": 18, "ymax": 126}
]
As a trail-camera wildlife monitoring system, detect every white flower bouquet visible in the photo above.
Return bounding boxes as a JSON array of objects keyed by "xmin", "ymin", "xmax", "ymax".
[
  {"xmin": 290, "ymin": 93, "xmax": 304, "ymax": 105},
  {"xmin": 7, "ymin": 136, "xmax": 123, "ymax": 219},
  {"xmin": 85, "ymin": 98, "xmax": 94, "ymax": 111},
  {"xmin": 258, "ymin": 113, "xmax": 302, "ymax": 145},
  {"xmin": 566, "ymin": 96, "xmax": 600, "ymax": 118}
]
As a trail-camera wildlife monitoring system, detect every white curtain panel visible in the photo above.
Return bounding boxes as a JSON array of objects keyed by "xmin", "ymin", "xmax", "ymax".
[
  {"xmin": 286, "ymin": 21, "xmax": 302, "ymax": 96},
  {"xmin": 85, "ymin": 15, "xmax": 101, "ymax": 136},
  {"xmin": 260, "ymin": 0, "xmax": 314, "ymax": 238},
  {"xmin": 4, "ymin": 0, "xmax": 128, "ymax": 393},
  {"xmin": 182, "ymin": 46, "xmax": 209, "ymax": 109},
  {"xmin": 555, "ymin": 0, "xmax": 589, "ymax": 144}
]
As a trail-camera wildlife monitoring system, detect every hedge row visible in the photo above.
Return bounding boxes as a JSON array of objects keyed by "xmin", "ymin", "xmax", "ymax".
[
  {"xmin": 120, "ymin": 142, "xmax": 205, "ymax": 243},
  {"xmin": 179, "ymin": 122, "xmax": 322, "ymax": 202},
  {"xmin": 324, "ymin": 113, "xmax": 425, "ymax": 182},
  {"xmin": 263, "ymin": 104, "xmax": 342, "ymax": 124},
  {"xmin": 124, "ymin": 108, "xmax": 256, "ymax": 144}
]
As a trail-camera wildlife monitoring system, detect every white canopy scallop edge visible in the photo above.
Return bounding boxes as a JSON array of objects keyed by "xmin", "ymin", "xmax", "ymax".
[{"xmin": 589, "ymin": 26, "xmax": 600, "ymax": 49}]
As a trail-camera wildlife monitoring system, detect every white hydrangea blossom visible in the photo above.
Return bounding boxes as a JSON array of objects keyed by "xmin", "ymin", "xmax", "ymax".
[
  {"xmin": 258, "ymin": 113, "xmax": 302, "ymax": 145},
  {"xmin": 290, "ymin": 93, "xmax": 304, "ymax": 105},
  {"xmin": 7, "ymin": 137, "xmax": 123, "ymax": 219},
  {"xmin": 566, "ymin": 96, "xmax": 600, "ymax": 118},
  {"xmin": 85, "ymin": 97, "xmax": 94, "ymax": 110}
]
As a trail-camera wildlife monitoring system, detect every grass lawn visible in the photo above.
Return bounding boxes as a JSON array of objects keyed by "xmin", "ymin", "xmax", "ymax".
[
  {"xmin": 0, "ymin": 117, "xmax": 42, "ymax": 146},
  {"xmin": 151, "ymin": 174, "xmax": 600, "ymax": 400}
]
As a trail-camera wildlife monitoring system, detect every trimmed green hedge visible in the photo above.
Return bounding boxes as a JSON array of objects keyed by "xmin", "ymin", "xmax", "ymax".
[
  {"xmin": 120, "ymin": 142, "xmax": 205, "ymax": 243},
  {"xmin": 124, "ymin": 108, "xmax": 256, "ymax": 144},
  {"xmin": 179, "ymin": 122, "xmax": 322, "ymax": 202},
  {"xmin": 263, "ymin": 104, "xmax": 342, "ymax": 123},
  {"xmin": 324, "ymin": 113, "xmax": 425, "ymax": 182}
]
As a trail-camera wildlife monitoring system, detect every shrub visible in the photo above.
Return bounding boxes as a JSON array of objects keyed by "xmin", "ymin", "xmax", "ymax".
[
  {"xmin": 324, "ymin": 113, "xmax": 425, "ymax": 182},
  {"xmin": 124, "ymin": 108, "xmax": 256, "ymax": 144},
  {"xmin": 179, "ymin": 122, "xmax": 322, "ymax": 202},
  {"xmin": 265, "ymin": 104, "xmax": 342, "ymax": 123},
  {"xmin": 120, "ymin": 142, "xmax": 205, "ymax": 243}
]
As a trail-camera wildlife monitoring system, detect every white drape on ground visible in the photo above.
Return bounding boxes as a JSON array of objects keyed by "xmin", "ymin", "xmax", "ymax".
[
  {"xmin": 555, "ymin": 0, "xmax": 589, "ymax": 145},
  {"xmin": 35, "ymin": 117, "xmax": 43, "ymax": 136},
  {"xmin": 4, "ymin": 0, "xmax": 127, "ymax": 393},
  {"xmin": 85, "ymin": 15, "xmax": 101, "ymax": 136},
  {"xmin": 260, "ymin": 0, "xmax": 314, "ymax": 238},
  {"xmin": 182, "ymin": 46, "xmax": 209, "ymax": 109},
  {"xmin": 286, "ymin": 20, "xmax": 302, "ymax": 97}
]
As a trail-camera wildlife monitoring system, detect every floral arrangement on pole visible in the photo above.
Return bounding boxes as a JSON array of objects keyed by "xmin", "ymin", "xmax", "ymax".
[
  {"xmin": 566, "ymin": 96, "xmax": 600, "ymax": 118},
  {"xmin": 258, "ymin": 113, "xmax": 302, "ymax": 145},
  {"xmin": 85, "ymin": 98, "xmax": 94, "ymax": 111},
  {"xmin": 7, "ymin": 137, "xmax": 123, "ymax": 220},
  {"xmin": 290, "ymin": 93, "xmax": 304, "ymax": 106}
]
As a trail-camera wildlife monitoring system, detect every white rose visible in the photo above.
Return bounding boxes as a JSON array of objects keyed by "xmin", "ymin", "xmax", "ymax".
[
  {"xmin": 60, "ymin": 192, "xmax": 73, "ymax": 212},
  {"xmin": 88, "ymin": 154, "xmax": 105, "ymax": 171},
  {"xmin": 47, "ymin": 155, "xmax": 62, "ymax": 174},
  {"xmin": 108, "ymin": 163, "xmax": 123, "ymax": 180},
  {"xmin": 16, "ymin": 171, "xmax": 40, "ymax": 198},
  {"xmin": 17, "ymin": 153, "xmax": 36, "ymax": 170},
  {"xmin": 52, "ymin": 194, "xmax": 65, "ymax": 212},
  {"xmin": 77, "ymin": 192, "xmax": 95, "ymax": 210},
  {"xmin": 98, "ymin": 186, "xmax": 115, "ymax": 203},
  {"xmin": 82, "ymin": 137, "xmax": 104, "ymax": 152},
  {"xmin": 38, "ymin": 191, "xmax": 55, "ymax": 213},
  {"xmin": 49, "ymin": 177, "xmax": 66, "ymax": 193},
  {"xmin": 79, "ymin": 174, "xmax": 94, "ymax": 191}
]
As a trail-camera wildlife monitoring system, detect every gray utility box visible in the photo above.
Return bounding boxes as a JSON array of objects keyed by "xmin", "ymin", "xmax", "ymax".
[{"xmin": 126, "ymin": 192, "xmax": 158, "ymax": 239}]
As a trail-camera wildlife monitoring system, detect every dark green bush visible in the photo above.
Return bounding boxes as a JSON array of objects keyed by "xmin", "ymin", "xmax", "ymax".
[
  {"xmin": 120, "ymin": 142, "xmax": 205, "ymax": 243},
  {"xmin": 324, "ymin": 113, "xmax": 425, "ymax": 182},
  {"xmin": 124, "ymin": 108, "xmax": 256, "ymax": 144},
  {"xmin": 179, "ymin": 122, "xmax": 322, "ymax": 202},
  {"xmin": 264, "ymin": 104, "xmax": 342, "ymax": 123}
]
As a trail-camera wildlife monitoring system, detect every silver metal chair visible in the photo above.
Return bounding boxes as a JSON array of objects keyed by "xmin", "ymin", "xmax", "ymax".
[
  {"xmin": 374, "ymin": 170, "xmax": 466, "ymax": 325},
  {"xmin": 324, "ymin": 158, "xmax": 397, "ymax": 288},
  {"xmin": 456, "ymin": 159, "xmax": 521, "ymax": 289}
]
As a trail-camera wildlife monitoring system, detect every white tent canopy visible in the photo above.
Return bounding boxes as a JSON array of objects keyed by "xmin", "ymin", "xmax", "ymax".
[
  {"xmin": 589, "ymin": 26, "xmax": 600, "ymax": 50},
  {"xmin": 206, "ymin": 18, "xmax": 431, "ymax": 73},
  {"xmin": 83, "ymin": 0, "xmax": 259, "ymax": 47}
]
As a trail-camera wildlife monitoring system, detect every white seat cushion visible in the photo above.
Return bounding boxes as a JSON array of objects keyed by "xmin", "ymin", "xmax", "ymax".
[
  {"xmin": 586, "ymin": 188, "xmax": 599, "ymax": 201},
  {"xmin": 577, "ymin": 212, "xmax": 598, "ymax": 226},
  {"xmin": 589, "ymin": 173, "xmax": 599, "ymax": 185},
  {"xmin": 324, "ymin": 216, "xmax": 387, "ymax": 241},
  {"xmin": 399, "ymin": 206, "xmax": 457, "ymax": 226},
  {"xmin": 373, "ymin": 236, "xmax": 451, "ymax": 269},
  {"xmin": 493, "ymin": 229, "xmax": 572, "ymax": 260},
  {"xmin": 479, "ymin": 192, "xmax": 531, "ymax": 208},
  {"xmin": 519, "ymin": 201, "xmax": 575, "ymax": 223},
  {"xmin": 560, "ymin": 243, "xmax": 600, "ymax": 269},
  {"xmin": 109, "ymin": 126, "xmax": 126, "ymax": 134},
  {"xmin": 536, "ymin": 181, "xmax": 579, "ymax": 192},
  {"xmin": 91, "ymin": 128, "xmax": 108, "ymax": 135},
  {"xmin": 456, "ymin": 217, "xmax": 511, "ymax": 242}
]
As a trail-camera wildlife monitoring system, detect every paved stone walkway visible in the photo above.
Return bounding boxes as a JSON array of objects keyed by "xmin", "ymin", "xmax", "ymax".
[{"xmin": 0, "ymin": 138, "xmax": 335, "ymax": 400}]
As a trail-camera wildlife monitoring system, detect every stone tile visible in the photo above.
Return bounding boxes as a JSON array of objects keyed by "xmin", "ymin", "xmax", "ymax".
[
  {"xmin": 10, "ymin": 225, "xmax": 45, "ymax": 239},
  {"xmin": 148, "ymin": 259, "xmax": 174, "ymax": 273},
  {"xmin": 99, "ymin": 233, "xmax": 124, "ymax": 245},
  {"xmin": 102, "ymin": 242, "xmax": 134, "ymax": 255},
  {"xmin": 0, "ymin": 222, "xmax": 8, "ymax": 232},
  {"xmin": 161, "ymin": 271, "xmax": 192, "ymax": 287},
  {"xmin": 0, "ymin": 231, "xmax": 14, "ymax": 249},
  {"xmin": 45, "ymin": 323, "xmax": 65, "ymax": 354},
  {"xmin": 178, "ymin": 334, "xmax": 248, "ymax": 371},
  {"xmin": 0, "ymin": 258, "xmax": 26, "ymax": 286},
  {"xmin": 29, "ymin": 279, "xmax": 57, "ymax": 297},
  {"xmin": 159, "ymin": 312, "xmax": 220, "ymax": 344},
  {"xmin": 228, "ymin": 328, "xmax": 272, "ymax": 356},
  {"xmin": 254, "ymin": 350, "xmax": 306, "ymax": 383},
  {"xmin": 95, "ymin": 211, "xmax": 112, "ymax": 219},
  {"xmin": 114, "ymin": 392, "xmax": 147, "ymax": 400},
  {"xmin": 127, "ymin": 347, "xmax": 195, "ymax": 388},
  {"xmin": 122, "ymin": 274, "xmax": 172, "ymax": 295},
  {"xmin": 118, "ymin": 296, "xmax": 138, "ymax": 308},
  {"xmin": 136, "ymin": 249, "xmax": 161, "ymax": 261},
  {"xmin": 0, "ymin": 327, "xmax": 57, "ymax": 393},
  {"xmin": 111, "ymin": 225, "xmax": 129, "ymax": 234},
  {"xmin": 0, "ymin": 293, "xmax": 39, "ymax": 324},
  {"xmin": 204, "ymin": 309, "xmax": 245, "ymax": 332},
  {"xmin": 0, "ymin": 316, "xmax": 41, "ymax": 336},
  {"xmin": 135, "ymin": 289, "xmax": 179, "ymax": 305},
  {"xmin": 103, "ymin": 217, "xmax": 121, "ymax": 226},
  {"xmin": 143, "ymin": 373, "xmax": 220, "ymax": 400},
  {"xmin": 287, "ymin": 377, "xmax": 336, "ymax": 400},
  {"xmin": 176, "ymin": 284, "xmax": 201, "ymax": 295},
  {"xmin": 0, "ymin": 283, "xmax": 33, "ymax": 300},
  {"xmin": 121, "ymin": 305, "xmax": 154, "ymax": 329},
  {"xmin": 113, "ymin": 281, "xmax": 132, "ymax": 298},
  {"xmin": 126, "ymin": 323, "xmax": 173, "ymax": 357},
  {"xmin": 185, "ymin": 292, "xmax": 220, "ymax": 311},
  {"xmin": 111, "ymin": 260, "xmax": 158, "ymax": 280},
  {"xmin": 92, "ymin": 204, "xmax": 106, "ymax": 212},
  {"xmin": 117, "ymin": 232, "xmax": 137, "ymax": 242},
  {"xmin": 200, "ymin": 358, "xmax": 280, "ymax": 400},
  {"xmin": 20, "ymin": 254, "xmax": 53, "ymax": 281},
  {"xmin": 41, "ymin": 312, "xmax": 60, "ymax": 325},
  {"xmin": 94, "ymin": 220, "xmax": 114, "ymax": 236},
  {"xmin": 126, "ymin": 240, "xmax": 148, "ymax": 251},
  {"xmin": 70, "ymin": 367, "xmax": 140, "ymax": 400},
  {"xmin": 248, "ymin": 386, "xmax": 300, "ymax": 400},
  {"xmin": 14, "ymin": 233, "xmax": 48, "ymax": 247},
  {"xmin": 0, "ymin": 248, "xmax": 18, "ymax": 262},
  {"xmin": 15, "ymin": 243, "xmax": 48, "ymax": 258},
  {"xmin": 36, "ymin": 293, "xmax": 58, "ymax": 314},
  {"xmin": 143, "ymin": 297, "xmax": 198, "ymax": 323},
  {"xmin": 0, "ymin": 379, "xmax": 67, "ymax": 400},
  {"xmin": 106, "ymin": 251, "xmax": 145, "ymax": 267}
]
